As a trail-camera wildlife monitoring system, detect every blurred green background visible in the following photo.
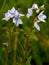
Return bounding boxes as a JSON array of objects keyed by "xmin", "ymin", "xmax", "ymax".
[{"xmin": 0, "ymin": 0, "xmax": 49, "ymax": 65}]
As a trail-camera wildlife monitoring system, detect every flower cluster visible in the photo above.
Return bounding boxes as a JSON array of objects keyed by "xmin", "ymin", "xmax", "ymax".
[
  {"xmin": 26, "ymin": 3, "xmax": 38, "ymax": 18},
  {"xmin": 2, "ymin": 3, "xmax": 47, "ymax": 31},
  {"xmin": 26, "ymin": 3, "xmax": 46, "ymax": 31}
]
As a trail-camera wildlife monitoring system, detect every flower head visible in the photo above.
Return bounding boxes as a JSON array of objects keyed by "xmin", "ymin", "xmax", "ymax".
[
  {"xmin": 34, "ymin": 11, "xmax": 46, "ymax": 31},
  {"xmin": 26, "ymin": 8, "xmax": 33, "ymax": 18},
  {"xmin": 13, "ymin": 14, "xmax": 23, "ymax": 26},
  {"xmin": 2, "ymin": 7, "xmax": 16, "ymax": 21},
  {"xmin": 26, "ymin": 3, "xmax": 38, "ymax": 18},
  {"xmin": 2, "ymin": 7, "xmax": 24, "ymax": 26},
  {"xmin": 38, "ymin": 11, "xmax": 46, "ymax": 22},
  {"xmin": 32, "ymin": 3, "xmax": 38, "ymax": 9}
]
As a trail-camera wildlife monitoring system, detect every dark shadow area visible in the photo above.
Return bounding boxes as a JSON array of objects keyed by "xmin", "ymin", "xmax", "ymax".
[
  {"xmin": 43, "ymin": 62, "xmax": 49, "ymax": 65},
  {"xmin": 31, "ymin": 59, "xmax": 36, "ymax": 65}
]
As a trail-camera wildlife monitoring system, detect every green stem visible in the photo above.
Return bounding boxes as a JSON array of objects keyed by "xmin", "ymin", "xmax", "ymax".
[
  {"xmin": 5, "ymin": 50, "xmax": 8, "ymax": 65},
  {"xmin": 24, "ymin": 13, "xmax": 39, "ymax": 63},
  {"xmin": 12, "ymin": 32, "xmax": 17, "ymax": 65}
]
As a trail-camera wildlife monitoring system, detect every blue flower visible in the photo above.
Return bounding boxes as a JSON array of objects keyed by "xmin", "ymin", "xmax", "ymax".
[
  {"xmin": 2, "ymin": 7, "xmax": 24, "ymax": 26},
  {"xmin": 26, "ymin": 8, "xmax": 33, "ymax": 18},
  {"xmin": 38, "ymin": 11, "xmax": 46, "ymax": 22},
  {"xmin": 34, "ymin": 11, "xmax": 46, "ymax": 31}
]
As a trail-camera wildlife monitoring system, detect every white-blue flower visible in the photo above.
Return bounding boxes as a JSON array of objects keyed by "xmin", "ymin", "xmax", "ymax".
[
  {"xmin": 2, "ymin": 7, "xmax": 24, "ymax": 26},
  {"xmin": 34, "ymin": 11, "xmax": 46, "ymax": 31},
  {"xmin": 13, "ymin": 13, "xmax": 24, "ymax": 26},
  {"xmin": 38, "ymin": 11, "xmax": 46, "ymax": 22},
  {"xmin": 26, "ymin": 8, "xmax": 33, "ymax": 18},
  {"xmin": 34, "ymin": 20, "xmax": 40, "ymax": 31},
  {"xmin": 26, "ymin": 3, "xmax": 38, "ymax": 18},
  {"xmin": 12, "ymin": 9, "xmax": 24, "ymax": 26},
  {"xmin": 32, "ymin": 3, "xmax": 38, "ymax": 9},
  {"xmin": 2, "ymin": 7, "xmax": 16, "ymax": 21}
]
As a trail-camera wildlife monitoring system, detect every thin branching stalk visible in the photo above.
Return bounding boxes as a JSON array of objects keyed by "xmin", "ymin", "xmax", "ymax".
[
  {"xmin": 24, "ymin": 13, "xmax": 40, "ymax": 63},
  {"xmin": 14, "ymin": 36, "xmax": 17, "ymax": 65},
  {"xmin": 12, "ymin": 29, "xmax": 18, "ymax": 65}
]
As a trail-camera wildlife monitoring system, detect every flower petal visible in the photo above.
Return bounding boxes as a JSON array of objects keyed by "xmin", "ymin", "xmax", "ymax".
[
  {"xmin": 15, "ymin": 10, "xmax": 19, "ymax": 16},
  {"xmin": 17, "ymin": 18, "xmax": 23, "ymax": 26},
  {"xmin": 34, "ymin": 22, "xmax": 40, "ymax": 31},
  {"xmin": 9, "ymin": 7, "xmax": 16, "ymax": 14},
  {"xmin": 32, "ymin": 3, "xmax": 38, "ymax": 9},
  {"xmin": 5, "ymin": 12, "xmax": 13, "ymax": 18},
  {"xmin": 2, "ymin": 17, "xmax": 10, "ymax": 21},
  {"xmin": 19, "ymin": 14, "xmax": 24, "ymax": 17},
  {"xmin": 38, "ymin": 11, "xmax": 46, "ymax": 22},
  {"xmin": 13, "ymin": 18, "xmax": 16, "ymax": 24},
  {"xmin": 40, "ymin": 5, "xmax": 44, "ymax": 8},
  {"xmin": 26, "ymin": 8, "xmax": 33, "ymax": 18},
  {"xmin": 13, "ymin": 18, "xmax": 23, "ymax": 26}
]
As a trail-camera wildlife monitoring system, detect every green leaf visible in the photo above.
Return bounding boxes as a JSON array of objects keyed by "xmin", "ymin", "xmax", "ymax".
[{"xmin": 26, "ymin": 56, "xmax": 31, "ymax": 65}]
